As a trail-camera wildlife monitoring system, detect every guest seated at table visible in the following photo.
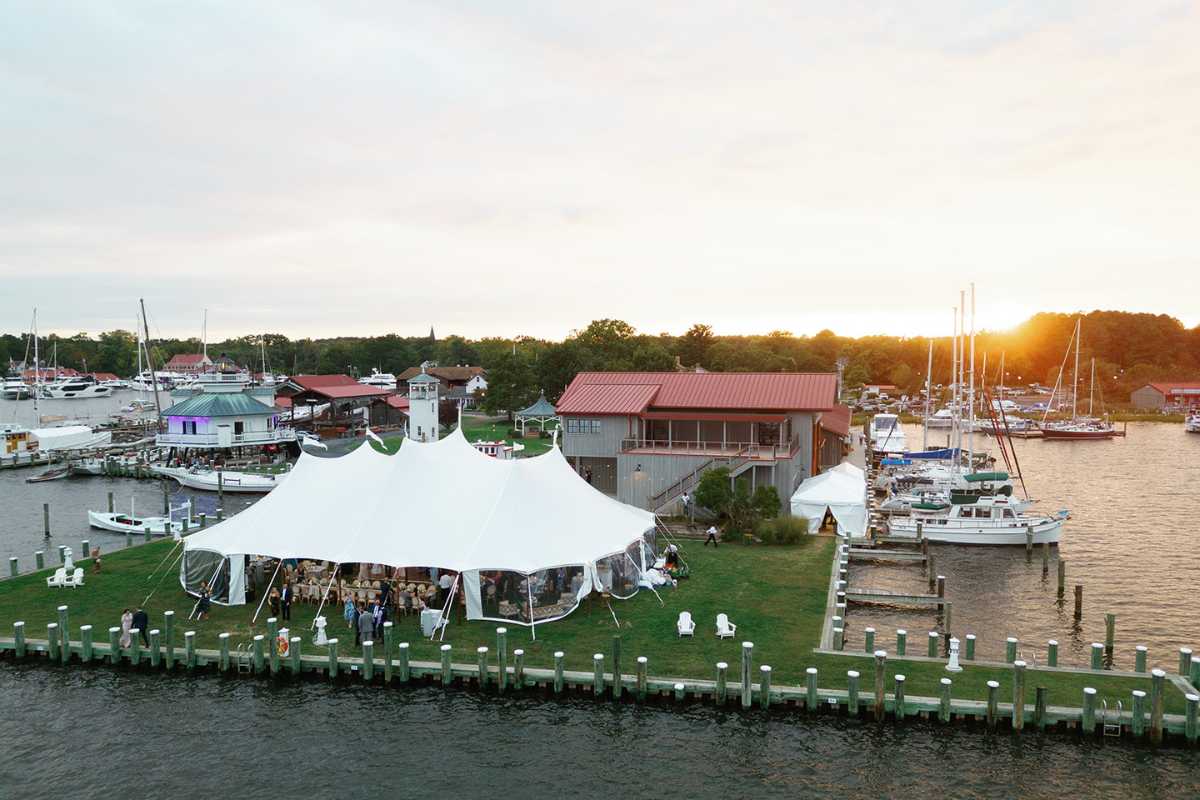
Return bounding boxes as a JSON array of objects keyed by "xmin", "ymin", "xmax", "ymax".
[{"xmin": 296, "ymin": 564, "xmax": 307, "ymax": 583}]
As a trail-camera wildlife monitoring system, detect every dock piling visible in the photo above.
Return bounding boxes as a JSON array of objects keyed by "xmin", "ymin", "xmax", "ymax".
[
  {"xmin": 149, "ymin": 630, "xmax": 161, "ymax": 668},
  {"xmin": 382, "ymin": 623, "xmax": 393, "ymax": 682},
  {"xmin": 80, "ymin": 625, "xmax": 93, "ymax": 662},
  {"xmin": 363, "ymin": 641, "xmax": 375, "ymax": 681},
  {"xmin": 399, "ymin": 642, "xmax": 410, "ymax": 683},
  {"xmin": 1006, "ymin": 637, "xmax": 1017, "ymax": 664},
  {"xmin": 1074, "ymin": 584, "xmax": 1083, "ymax": 618},
  {"xmin": 57, "ymin": 606, "xmax": 69, "ymax": 663},
  {"xmin": 513, "ymin": 648, "xmax": 523, "ymax": 690},
  {"xmin": 290, "ymin": 637, "xmax": 301, "ymax": 675},
  {"xmin": 965, "ymin": 634, "xmax": 976, "ymax": 662},
  {"xmin": 944, "ymin": 601, "xmax": 952, "ymax": 637},
  {"xmin": 328, "ymin": 638, "xmax": 339, "ymax": 678},
  {"xmin": 14, "ymin": 622, "xmax": 25, "ymax": 658},
  {"xmin": 847, "ymin": 670, "xmax": 859, "ymax": 715},
  {"xmin": 108, "ymin": 492, "xmax": 114, "ymax": 514},
  {"xmin": 873, "ymin": 651, "xmax": 887, "ymax": 722},
  {"xmin": 107, "ymin": 626, "xmax": 120, "ymax": 664},
  {"xmin": 476, "ymin": 646, "xmax": 488, "ymax": 688},
  {"xmin": 219, "ymin": 633, "xmax": 230, "ymax": 672},
  {"xmin": 1048, "ymin": 640, "xmax": 1058, "ymax": 668},
  {"xmin": 1135, "ymin": 645, "xmax": 1147, "ymax": 673},
  {"xmin": 1150, "ymin": 669, "xmax": 1165, "ymax": 743},
  {"xmin": 441, "ymin": 644, "xmax": 452, "ymax": 686},
  {"xmin": 806, "ymin": 667, "xmax": 818, "ymax": 710},
  {"xmin": 1132, "ymin": 690, "xmax": 1146, "ymax": 738},
  {"xmin": 592, "ymin": 653, "xmax": 604, "ymax": 696},
  {"xmin": 1105, "ymin": 614, "xmax": 1116, "ymax": 653},
  {"xmin": 637, "ymin": 656, "xmax": 647, "ymax": 700},
  {"xmin": 496, "ymin": 628, "xmax": 507, "ymax": 692},
  {"xmin": 741, "ymin": 642, "xmax": 753, "ymax": 709},
  {"xmin": 252, "ymin": 635, "xmax": 264, "ymax": 674},
  {"xmin": 759, "ymin": 665, "xmax": 772, "ymax": 709},
  {"xmin": 164, "ymin": 611, "xmax": 175, "ymax": 669},
  {"xmin": 1082, "ymin": 687, "xmax": 1097, "ymax": 735},
  {"xmin": 35, "ymin": 551, "xmax": 44, "ymax": 570},
  {"xmin": 1013, "ymin": 660, "xmax": 1027, "ymax": 730},
  {"xmin": 44, "ymin": 503, "xmax": 50, "ymax": 537},
  {"xmin": 1191, "ymin": 657, "xmax": 1200, "ymax": 688},
  {"xmin": 553, "ymin": 651, "xmax": 564, "ymax": 693},
  {"xmin": 986, "ymin": 680, "xmax": 999, "ymax": 729},
  {"xmin": 927, "ymin": 631, "xmax": 938, "ymax": 658},
  {"xmin": 47, "ymin": 623, "xmax": 59, "ymax": 661},
  {"xmin": 1035, "ymin": 686, "xmax": 1047, "ymax": 729},
  {"xmin": 267, "ymin": 618, "xmax": 278, "ymax": 675},
  {"xmin": 863, "ymin": 627, "xmax": 874, "ymax": 653},
  {"xmin": 896, "ymin": 630, "xmax": 906, "ymax": 656},
  {"xmin": 1042, "ymin": 541, "xmax": 1049, "ymax": 573},
  {"xmin": 939, "ymin": 678, "xmax": 952, "ymax": 724},
  {"xmin": 8, "ymin": 557, "xmax": 16, "ymax": 577},
  {"xmin": 125, "ymin": 532, "xmax": 132, "ymax": 547},
  {"xmin": 1186, "ymin": 694, "xmax": 1199, "ymax": 744},
  {"xmin": 674, "ymin": 682, "xmax": 685, "ymax": 702},
  {"xmin": 833, "ymin": 627, "xmax": 844, "ymax": 651},
  {"xmin": 894, "ymin": 674, "xmax": 906, "ymax": 721},
  {"xmin": 1180, "ymin": 648, "xmax": 1194, "ymax": 676},
  {"xmin": 130, "ymin": 630, "xmax": 141, "ymax": 666},
  {"xmin": 716, "ymin": 662, "xmax": 728, "ymax": 707},
  {"xmin": 1090, "ymin": 643, "xmax": 1103, "ymax": 671},
  {"xmin": 185, "ymin": 631, "xmax": 196, "ymax": 671}
]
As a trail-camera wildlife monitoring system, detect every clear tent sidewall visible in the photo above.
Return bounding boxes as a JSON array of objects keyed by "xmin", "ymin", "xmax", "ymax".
[{"xmin": 181, "ymin": 547, "xmax": 247, "ymax": 606}]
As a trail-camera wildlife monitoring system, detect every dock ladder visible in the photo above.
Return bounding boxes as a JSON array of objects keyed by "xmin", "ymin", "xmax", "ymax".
[
  {"xmin": 235, "ymin": 643, "xmax": 252, "ymax": 674},
  {"xmin": 1100, "ymin": 699, "xmax": 1123, "ymax": 736}
]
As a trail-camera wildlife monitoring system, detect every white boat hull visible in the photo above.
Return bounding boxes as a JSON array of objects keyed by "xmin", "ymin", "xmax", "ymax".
[
  {"xmin": 42, "ymin": 383, "xmax": 114, "ymax": 399},
  {"xmin": 888, "ymin": 516, "xmax": 1063, "ymax": 545},
  {"xmin": 88, "ymin": 510, "xmax": 183, "ymax": 535},
  {"xmin": 154, "ymin": 466, "xmax": 285, "ymax": 493}
]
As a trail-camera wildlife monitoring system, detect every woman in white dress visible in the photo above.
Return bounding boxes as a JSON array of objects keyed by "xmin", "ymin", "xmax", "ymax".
[{"xmin": 119, "ymin": 609, "xmax": 133, "ymax": 649}]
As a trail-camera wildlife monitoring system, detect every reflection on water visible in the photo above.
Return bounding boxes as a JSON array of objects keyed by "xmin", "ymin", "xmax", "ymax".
[
  {"xmin": 2, "ymin": 662, "xmax": 1199, "ymax": 799},
  {"xmin": 851, "ymin": 423, "xmax": 1200, "ymax": 668}
]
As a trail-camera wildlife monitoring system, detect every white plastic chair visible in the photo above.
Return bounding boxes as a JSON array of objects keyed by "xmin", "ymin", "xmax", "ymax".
[
  {"xmin": 716, "ymin": 613, "xmax": 737, "ymax": 639},
  {"xmin": 66, "ymin": 568, "xmax": 84, "ymax": 588},
  {"xmin": 46, "ymin": 568, "xmax": 68, "ymax": 588},
  {"xmin": 677, "ymin": 611, "xmax": 695, "ymax": 637}
]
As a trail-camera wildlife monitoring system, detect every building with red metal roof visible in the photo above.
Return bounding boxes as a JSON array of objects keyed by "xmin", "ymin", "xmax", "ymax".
[
  {"xmin": 1130, "ymin": 382, "xmax": 1200, "ymax": 410},
  {"xmin": 558, "ymin": 371, "xmax": 848, "ymax": 513}
]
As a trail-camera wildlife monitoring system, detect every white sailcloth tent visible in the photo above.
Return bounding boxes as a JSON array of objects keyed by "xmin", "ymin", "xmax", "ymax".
[
  {"xmin": 181, "ymin": 428, "xmax": 656, "ymax": 627},
  {"xmin": 789, "ymin": 462, "xmax": 868, "ymax": 539}
]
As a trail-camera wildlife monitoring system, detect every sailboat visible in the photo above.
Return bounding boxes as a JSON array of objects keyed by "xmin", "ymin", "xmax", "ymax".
[{"xmin": 1040, "ymin": 319, "xmax": 1117, "ymax": 441}]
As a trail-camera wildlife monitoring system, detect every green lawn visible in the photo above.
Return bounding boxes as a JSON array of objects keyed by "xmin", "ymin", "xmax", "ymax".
[{"xmin": 0, "ymin": 536, "xmax": 1189, "ymax": 715}]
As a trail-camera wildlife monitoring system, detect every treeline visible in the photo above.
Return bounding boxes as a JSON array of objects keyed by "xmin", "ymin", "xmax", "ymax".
[{"xmin": 4, "ymin": 311, "xmax": 1198, "ymax": 408}]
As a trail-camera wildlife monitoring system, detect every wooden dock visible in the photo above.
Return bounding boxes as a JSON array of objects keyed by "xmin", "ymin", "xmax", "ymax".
[
  {"xmin": 845, "ymin": 588, "xmax": 942, "ymax": 607},
  {"xmin": 849, "ymin": 548, "xmax": 927, "ymax": 563}
]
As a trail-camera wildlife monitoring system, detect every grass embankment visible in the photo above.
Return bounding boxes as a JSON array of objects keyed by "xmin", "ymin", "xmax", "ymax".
[
  {"xmin": 368, "ymin": 417, "xmax": 557, "ymax": 457},
  {"xmin": 1, "ymin": 538, "xmax": 1189, "ymax": 714}
]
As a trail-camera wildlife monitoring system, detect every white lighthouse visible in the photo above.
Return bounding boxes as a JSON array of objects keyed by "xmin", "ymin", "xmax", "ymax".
[{"xmin": 407, "ymin": 370, "xmax": 440, "ymax": 443}]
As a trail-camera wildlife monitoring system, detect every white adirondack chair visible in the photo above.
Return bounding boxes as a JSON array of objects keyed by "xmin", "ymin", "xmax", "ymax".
[
  {"xmin": 46, "ymin": 568, "xmax": 68, "ymax": 588},
  {"xmin": 716, "ymin": 613, "xmax": 737, "ymax": 639},
  {"xmin": 65, "ymin": 568, "xmax": 84, "ymax": 588},
  {"xmin": 677, "ymin": 611, "xmax": 695, "ymax": 636}
]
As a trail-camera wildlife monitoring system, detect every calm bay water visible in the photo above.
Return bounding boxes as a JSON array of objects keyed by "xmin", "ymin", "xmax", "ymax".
[
  {"xmin": 2, "ymin": 418, "xmax": 1199, "ymax": 796},
  {"xmin": 852, "ymin": 422, "xmax": 1200, "ymax": 668}
]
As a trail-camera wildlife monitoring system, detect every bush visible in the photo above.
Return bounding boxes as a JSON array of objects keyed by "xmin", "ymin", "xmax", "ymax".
[
  {"xmin": 506, "ymin": 429, "xmax": 518, "ymax": 439},
  {"xmin": 758, "ymin": 515, "xmax": 809, "ymax": 546}
]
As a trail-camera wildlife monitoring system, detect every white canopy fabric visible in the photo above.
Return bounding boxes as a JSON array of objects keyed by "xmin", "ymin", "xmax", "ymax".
[
  {"xmin": 29, "ymin": 425, "xmax": 112, "ymax": 452},
  {"xmin": 789, "ymin": 463, "xmax": 868, "ymax": 539},
  {"xmin": 183, "ymin": 428, "xmax": 656, "ymax": 608}
]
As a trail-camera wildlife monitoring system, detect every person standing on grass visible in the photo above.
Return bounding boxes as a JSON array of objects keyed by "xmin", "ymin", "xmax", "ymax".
[
  {"xmin": 357, "ymin": 601, "xmax": 374, "ymax": 647},
  {"xmin": 705, "ymin": 525, "xmax": 719, "ymax": 547}
]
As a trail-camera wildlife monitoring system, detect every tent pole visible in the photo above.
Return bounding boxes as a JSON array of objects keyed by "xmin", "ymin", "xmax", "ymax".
[
  {"xmin": 436, "ymin": 577, "xmax": 460, "ymax": 641},
  {"xmin": 251, "ymin": 559, "xmax": 283, "ymax": 624},
  {"xmin": 527, "ymin": 573, "xmax": 537, "ymax": 641},
  {"xmin": 188, "ymin": 560, "xmax": 224, "ymax": 620},
  {"xmin": 309, "ymin": 562, "xmax": 340, "ymax": 629}
]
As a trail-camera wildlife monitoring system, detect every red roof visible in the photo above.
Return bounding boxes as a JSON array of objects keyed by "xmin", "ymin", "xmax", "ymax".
[
  {"xmin": 557, "ymin": 372, "xmax": 838, "ymax": 416},
  {"xmin": 819, "ymin": 405, "xmax": 853, "ymax": 438},
  {"xmin": 166, "ymin": 354, "xmax": 209, "ymax": 366},
  {"xmin": 386, "ymin": 396, "xmax": 410, "ymax": 411},
  {"xmin": 275, "ymin": 396, "xmax": 293, "ymax": 408},
  {"xmin": 288, "ymin": 374, "xmax": 358, "ymax": 389},
  {"xmin": 308, "ymin": 385, "xmax": 390, "ymax": 400},
  {"xmin": 1140, "ymin": 382, "xmax": 1200, "ymax": 393}
]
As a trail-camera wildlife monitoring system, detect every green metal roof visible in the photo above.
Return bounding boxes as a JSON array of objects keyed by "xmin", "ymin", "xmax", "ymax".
[
  {"xmin": 516, "ymin": 394, "xmax": 557, "ymax": 417},
  {"xmin": 161, "ymin": 393, "xmax": 279, "ymax": 418}
]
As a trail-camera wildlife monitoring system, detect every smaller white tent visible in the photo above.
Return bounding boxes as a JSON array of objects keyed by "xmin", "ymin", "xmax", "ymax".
[{"xmin": 790, "ymin": 463, "xmax": 868, "ymax": 539}]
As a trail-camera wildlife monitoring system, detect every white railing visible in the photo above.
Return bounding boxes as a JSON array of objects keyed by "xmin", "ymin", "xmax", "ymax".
[{"xmin": 156, "ymin": 430, "xmax": 297, "ymax": 447}]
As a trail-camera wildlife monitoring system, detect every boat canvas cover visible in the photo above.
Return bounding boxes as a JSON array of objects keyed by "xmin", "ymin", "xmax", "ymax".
[
  {"xmin": 903, "ymin": 448, "xmax": 960, "ymax": 461},
  {"xmin": 790, "ymin": 464, "xmax": 868, "ymax": 539},
  {"xmin": 182, "ymin": 428, "xmax": 655, "ymax": 604},
  {"xmin": 29, "ymin": 426, "xmax": 112, "ymax": 452}
]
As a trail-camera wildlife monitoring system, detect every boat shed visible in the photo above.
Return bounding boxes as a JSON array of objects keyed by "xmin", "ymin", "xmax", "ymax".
[{"xmin": 1130, "ymin": 382, "xmax": 1200, "ymax": 410}]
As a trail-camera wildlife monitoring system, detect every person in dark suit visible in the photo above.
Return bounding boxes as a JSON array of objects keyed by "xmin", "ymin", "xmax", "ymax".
[
  {"xmin": 356, "ymin": 601, "xmax": 374, "ymax": 647},
  {"xmin": 132, "ymin": 605, "xmax": 150, "ymax": 647},
  {"xmin": 280, "ymin": 584, "xmax": 292, "ymax": 621}
]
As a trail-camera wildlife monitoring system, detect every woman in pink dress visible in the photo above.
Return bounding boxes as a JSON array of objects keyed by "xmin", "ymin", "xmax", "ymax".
[{"xmin": 119, "ymin": 609, "xmax": 133, "ymax": 649}]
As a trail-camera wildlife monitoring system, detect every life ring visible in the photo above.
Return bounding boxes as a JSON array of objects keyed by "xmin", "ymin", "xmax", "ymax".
[{"xmin": 277, "ymin": 637, "xmax": 288, "ymax": 655}]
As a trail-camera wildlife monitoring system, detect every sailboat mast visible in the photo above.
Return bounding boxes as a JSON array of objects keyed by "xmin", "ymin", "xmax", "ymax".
[
  {"xmin": 951, "ymin": 307, "xmax": 959, "ymax": 451},
  {"xmin": 968, "ymin": 284, "xmax": 976, "ymax": 468},
  {"xmin": 140, "ymin": 298, "xmax": 164, "ymax": 422},
  {"xmin": 923, "ymin": 339, "xmax": 932, "ymax": 451},
  {"xmin": 32, "ymin": 309, "xmax": 40, "ymax": 417},
  {"xmin": 1072, "ymin": 319, "xmax": 1080, "ymax": 420},
  {"xmin": 1089, "ymin": 358, "xmax": 1095, "ymax": 418}
]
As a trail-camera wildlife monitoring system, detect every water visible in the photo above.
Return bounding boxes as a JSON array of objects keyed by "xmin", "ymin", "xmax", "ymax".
[
  {"xmin": 851, "ymin": 423, "xmax": 1200, "ymax": 668},
  {"xmin": 1, "ymin": 663, "xmax": 1198, "ymax": 799},
  {"xmin": 3, "ymin": 421, "xmax": 1200, "ymax": 795}
]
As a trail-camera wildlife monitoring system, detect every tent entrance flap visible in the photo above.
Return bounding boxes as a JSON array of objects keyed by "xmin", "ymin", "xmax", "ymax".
[{"xmin": 181, "ymin": 549, "xmax": 246, "ymax": 606}]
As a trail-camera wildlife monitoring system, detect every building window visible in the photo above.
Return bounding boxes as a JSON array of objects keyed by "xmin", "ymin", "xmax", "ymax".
[{"xmin": 566, "ymin": 419, "xmax": 601, "ymax": 434}]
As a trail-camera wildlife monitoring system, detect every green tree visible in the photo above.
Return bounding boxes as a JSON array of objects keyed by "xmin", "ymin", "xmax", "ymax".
[
  {"xmin": 693, "ymin": 468, "xmax": 782, "ymax": 534},
  {"xmin": 675, "ymin": 324, "xmax": 714, "ymax": 369},
  {"xmin": 536, "ymin": 341, "xmax": 586, "ymax": 403},
  {"xmin": 437, "ymin": 335, "xmax": 480, "ymax": 367},
  {"xmin": 481, "ymin": 351, "xmax": 538, "ymax": 419}
]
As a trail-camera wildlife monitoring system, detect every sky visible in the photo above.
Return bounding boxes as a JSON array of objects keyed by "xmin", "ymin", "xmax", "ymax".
[{"xmin": 2, "ymin": 1, "xmax": 1199, "ymax": 344}]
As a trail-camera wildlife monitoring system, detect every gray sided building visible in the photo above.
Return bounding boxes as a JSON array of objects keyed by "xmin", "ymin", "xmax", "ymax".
[{"xmin": 557, "ymin": 372, "xmax": 850, "ymax": 513}]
